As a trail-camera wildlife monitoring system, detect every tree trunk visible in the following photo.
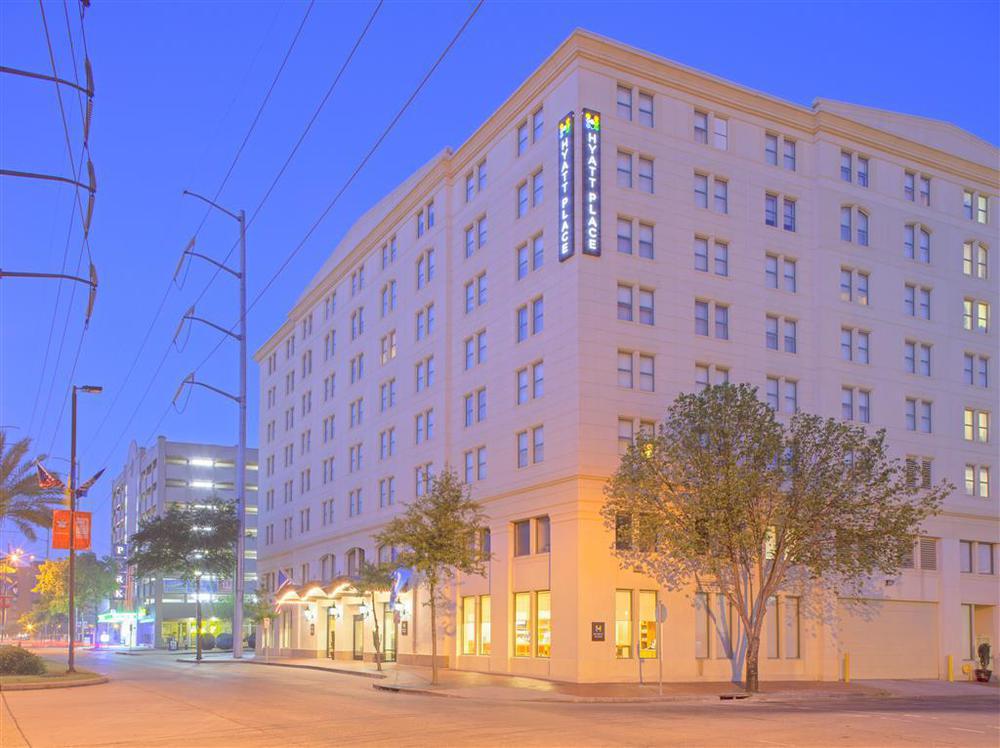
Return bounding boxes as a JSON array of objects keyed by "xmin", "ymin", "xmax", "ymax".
[
  {"xmin": 195, "ymin": 577, "xmax": 203, "ymax": 662},
  {"xmin": 370, "ymin": 592, "xmax": 382, "ymax": 671},
  {"xmin": 429, "ymin": 581, "xmax": 438, "ymax": 685},
  {"xmin": 744, "ymin": 632, "xmax": 760, "ymax": 693}
]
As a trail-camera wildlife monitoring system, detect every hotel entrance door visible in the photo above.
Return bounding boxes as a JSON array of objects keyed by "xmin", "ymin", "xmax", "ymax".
[{"xmin": 352, "ymin": 615, "xmax": 364, "ymax": 660}]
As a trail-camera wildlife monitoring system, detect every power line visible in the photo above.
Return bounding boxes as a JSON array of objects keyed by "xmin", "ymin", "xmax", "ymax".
[
  {"xmin": 84, "ymin": 1, "xmax": 315, "ymax": 454},
  {"xmin": 90, "ymin": 0, "xmax": 385, "ymax": 470},
  {"xmin": 193, "ymin": 0, "xmax": 484, "ymax": 382}
]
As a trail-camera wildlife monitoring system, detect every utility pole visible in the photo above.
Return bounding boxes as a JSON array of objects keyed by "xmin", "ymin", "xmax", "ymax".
[
  {"xmin": 68, "ymin": 384, "xmax": 102, "ymax": 673},
  {"xmin": 174, "ymin": 191, "xmax": 248, "ymax": 659}
]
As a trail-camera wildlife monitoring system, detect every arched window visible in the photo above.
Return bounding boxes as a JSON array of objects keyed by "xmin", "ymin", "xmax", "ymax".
[
  {"xmin": 963, "ymin": 240, "xmax": 989, "ymax": 279},
  {"xmin": 346, "ymin": 547, "xmax": 365, "ymax": 577},
  {"xmin": 320, "ymin": 553, "xmax": 336, "ymax": 582},
  {"xmin": 905, "ymin": 223, "xmax": 931, "ymax": 263},
  {"xmin": 840, "ymin": 205, "xmax": 869, "ymax": 246}
]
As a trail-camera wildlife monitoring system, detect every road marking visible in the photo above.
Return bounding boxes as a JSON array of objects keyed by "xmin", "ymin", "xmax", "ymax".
[{"xmin": 950, "ymin": 727, "xmax": 985, "ymax": 734}]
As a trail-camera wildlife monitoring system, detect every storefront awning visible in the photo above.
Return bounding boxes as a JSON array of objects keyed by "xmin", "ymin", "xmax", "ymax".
[{"xmin": 274, "ymin": 576, "xmax": 363, "ymax": 607}]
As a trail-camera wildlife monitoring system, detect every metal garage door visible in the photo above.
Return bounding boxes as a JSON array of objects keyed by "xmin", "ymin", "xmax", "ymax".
[{"xmin": 837, "ymin": 600, "xmax": 939, "ymax": 679}]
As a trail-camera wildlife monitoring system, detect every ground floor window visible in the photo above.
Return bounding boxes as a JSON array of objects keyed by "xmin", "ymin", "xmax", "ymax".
[
  {"xmin": 615, "ymin": 589, "xmax": 632, "ymax": 658},
  {"xmin": 783, "ymin": 596, "xmax": 800, "ymax": 659},
  {"xmin": 694, "ymin": 592, "xmax": 709, "ymax": 659},
  {"xmin": 765, "ymin": 595, "xmax": 800, "ymax": 659},
  {"xmin": 715, "ymin": 594, "xmax": 733, "ymax": 659},
  {"xmin": 479, "ymin": 595, "xmax": 491, "ymax": 655},
  {"xmin": 513, "ymin": 592, "xmax": 531, "ymax": 657},
  {"xmin": 462, "ymin": 596, "xmax": 476, "ymax": 655},
  {"xmin": 536, "ymin": 591, "xmax": 551, "ymax": 658},
  {"xmin": 638, "ymin": 590, "xmax": 657, "ymax": 658}
]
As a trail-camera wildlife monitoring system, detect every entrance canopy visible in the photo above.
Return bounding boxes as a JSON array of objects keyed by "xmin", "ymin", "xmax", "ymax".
[{"xmin": 274, "ymin": 576, "xmax": 362, "ymax": 608}]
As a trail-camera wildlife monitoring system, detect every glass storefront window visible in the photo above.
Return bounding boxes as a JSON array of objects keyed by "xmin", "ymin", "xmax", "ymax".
[
  {"xmin": 536, "ymin": 591, "xmax": 551, "ymax": 658},
  {"xmin": 615, "ymin": 589, "xmax": 632, "ymax": 658},
  {"xmin": 462, "ymin": 596, "xmax": 477, "ymax": 655},
  {"xmin": 638, "ymin": 590, "xmax": 657, "ymax": 659},
  {"xmin": 514, "ymin": 592, "xmax": 531, "ymax": 656},
  {"xmin": 479, "ymin": 595, "xmax": 491, "ymax": 655}
]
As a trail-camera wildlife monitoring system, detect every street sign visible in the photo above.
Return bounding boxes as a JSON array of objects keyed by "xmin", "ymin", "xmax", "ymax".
[{"xmin": 656, "ymin": 602, "xmax": 668, "ymax": 623}]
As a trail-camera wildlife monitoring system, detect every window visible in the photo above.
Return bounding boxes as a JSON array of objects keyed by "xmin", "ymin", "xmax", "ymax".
[
  {"xmin": 516, "ymin": 121, "xmax": 528, "ymax": 156},
  {"xmin": 963, "ymin": 241, "xmax": 989, "ymax": 279},
  {"xmin": 765, "ymin": 192, "xmax": 796, "ymax": 231},
  {"xmin": 694, "ymin": 173, "xmax": 727, "ymax": 214},
  {"xmin": 765, "ymin": 315, "xmax": 797, "ymax": 353},
  {"xmin": 532, "ymin": 169, "xmax": 544, "ymax": 206},
  {"xmin": 978, "ymin": 543, "xmax": 995, "ymax": 575},
  {"xmin": 904, "ymin": 284, "xmax": 931, "ymax": 320},
  {"xmin": 514, "ymin": 520, "xmax": 530, "ymax": 556},
  {"xmin": 695, "ymin": 300, "xmax": 729, "ymax": 340},
  {"xmin": 616, "ymin": 84, "xmax": 632, "ymax": 120},
  {"xmin": 765, "ymin": 376, "xmax": 797, "ymax": 413},
  {"xmin": 960, "ymin": 541, "xmax": 974, "ymax": 573},
  {"xmin": 840, "ymin": 327, "xmax": 870, "ymax": 364},
  {"xmin": 638, "ymin": 354, "xmax": 655, "ymax": 392},
  {"xmin": 713, "ymin": 117, "xmax": 728, "ymax": 150},
  {"xmin": 905, "ymin": 341, "xmax": 932, "ymax": 376},
  {"xmin": 617, "ymin": 218, "xmax": 633, "ymax": 255},
  {"xmin": 532, "ymin": 425, "xmax": 544, "ymax": 463},
  {"xmin": 840, "ymin": 267, "xmax": 869, "ymax": 305},
  {"xmin": 964, "ymin": 465, "xmax": 991, "ymax": 498},
  {"xmin": 531, "ymin": 106, "xmax": 543, "ymax": 142},
  {"xmin": 536, "ymin": 591, "xmax": 551, "ymax": 657},
  {"xmin": 516, "ymin": 181, "xmax": 528, "ymax": 218},
  {"xmin": 904, "ymin": 224, "xmax": 931, "ymax": 263},
  {"xmin": 765, "ymin": 133, "xmax": 796, "ymax": 170},
  {"xmin": 617, "ymin": 284, "xmax": 633, "ymax": 322},
  {"xmin": 841, "ymin": 151, "xmax": 869, "ymax": 187},
  {"xmin": 964, "ymin": 189, "xmax": 989, "ymax": 224},
  {"xmin": 638, "ymin": 157, "xmax": 654, "ymax": 194},
  {"xmin": 513, "ymin": 592, "xmax": 531, "ymax": 656},
  {"xmin": 840, "ymin": 206, "xmax": 869, "ymax": 246},
  {"xmin": 964, "ymin": 353, "xmax": 990, "ymax": 387},
  {"xmin": 615, "ymin": 590, "xmax": 633, "ymax": 658},
  {"xmin": 964, "ymin": 408, "xmax": 990, "ymax": 443},
  {"xmin": 535, "ymin": 516, "xmax": 551, "ymax": 553},
  {"xmin": 638, "ymin": 91, "xmax": 653, "ymax": 127},
  {"xmin": 765, "ymin": 253, "xmax": 797, "ymax": 292},
  {"xmin": 963, "ymin": 298, "xmax": 990, "ymax": 333},
  {"xmin": 905, "ymin": 398, "xmax": 932, "ymax": 433},
  {"xmin": 465, "ymin": 172, "xmax": 475, "ymax": 202},
  {"xmin": 904, "ymin": 456, "xmax": 932, "ymax": 490},
  {"xmin": 638, "ymin": 288, "xmax": 654, "ymax": 325},
  {"xmin": 616, "ymin": 151, "xmax": 632, "ymax": 188},
  {"xmin": 783, "ymin": 597, "xmax": 800, "ymax": 658},
  {"xmin": 695, "ymin": 363, "xmax": 729, "ymax": 390},
  {"xmin": 516, "ymin": 431, "xmax": 529, "ymax": 468},
  {"xmin": 378, "ymin": 476, "xmax": 396, "ymax": 508},
  {"xmin": 841, "ymin": 387, "xmax": 871, "ymax": 423},
  {"xmin": 477, "ymin": 160, "xmax": 486, "ymax": 192},
  {"xmin": 617, "ymin": 418, "xmax": 634, "ymax": 454},
  {"xmin": 617, "ymin": 350, "xmax": 634, "ymax": 389},
  {"xmin": 379, "ymin": 331, "xmax": 397, "ymax": 365},
  {"xmin": 694, "ymin": 110, "xmax": 708, "ymax": 143},
  {"xmin": 532, "ymin": 296, "xmax": 544, "ymax": 334}
]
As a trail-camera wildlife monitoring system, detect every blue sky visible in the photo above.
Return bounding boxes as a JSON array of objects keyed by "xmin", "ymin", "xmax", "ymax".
[{"xmin": 2, "ymin": 0, "xmax": 997, "ymax": 558}]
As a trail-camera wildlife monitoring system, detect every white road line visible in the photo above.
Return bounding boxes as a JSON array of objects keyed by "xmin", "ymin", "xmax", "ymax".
[{"xmin": 950, "ymin": 727, "xmax": 985, "ymax": 734}]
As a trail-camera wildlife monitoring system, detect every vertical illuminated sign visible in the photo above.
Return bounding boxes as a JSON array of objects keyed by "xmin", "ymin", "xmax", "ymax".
[
  {"xmin": 582, "ymin": 109, "xmax": 601, "ymax": 256},
  {"xmin": 557, "ymin": 112, "xmax": 575, "ymax": 262}
]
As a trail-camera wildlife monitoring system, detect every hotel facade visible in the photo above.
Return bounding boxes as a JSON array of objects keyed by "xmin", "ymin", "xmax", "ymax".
[
  {"xmin": 254, "ymin": 31, "xmax": 998, "ymax": 682},
  {"xmin": 109, "ymin": 437, "xmax": 259, "ymax": 648}
]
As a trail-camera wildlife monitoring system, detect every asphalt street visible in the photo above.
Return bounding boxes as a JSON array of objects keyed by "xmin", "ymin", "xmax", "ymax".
[{"xmin": 2, "ymin": 650, "xmax": 998, "ymax": 747}]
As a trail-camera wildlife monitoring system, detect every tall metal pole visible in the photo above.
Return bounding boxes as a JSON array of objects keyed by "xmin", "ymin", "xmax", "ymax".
[
  {"xmin": 67, "ymin": 386, "xmax": 78, "ymax": 673},
  {"xmin": 233, "ymin": 209, "xmax": 247, "ymax": 659}
]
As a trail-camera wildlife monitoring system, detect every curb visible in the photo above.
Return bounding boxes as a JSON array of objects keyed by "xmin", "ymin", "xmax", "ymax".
[
  {"xmin": 0, "ymin": 675, "xmax": 109, "ymax": 692},
  {"xmin": 177, "ymin": 657, "xmax": 388, "ymax": 680}
]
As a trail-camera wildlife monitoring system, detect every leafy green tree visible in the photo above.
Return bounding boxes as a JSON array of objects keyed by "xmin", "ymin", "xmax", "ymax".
[
  {"xmin": 375, "ymin": 467, "xmax": 489, "ymax": 684},
  {"xmin": 0, "ymin": 431, "xmax": 63, "ymax": 541},
  {"xmin": 32, "ymin": 553, "xmax": 116, "ymax": 638},
  {"xmin": 128, "ymin": 500, "xmax": 237, "ymax": 661},
  {"xmin": 351, "ymin": 561, "xmax": 394, "ymax": 671},
  {"xmin": 603, "ymin": 383, "xmax": 948, "ymax": 693}
]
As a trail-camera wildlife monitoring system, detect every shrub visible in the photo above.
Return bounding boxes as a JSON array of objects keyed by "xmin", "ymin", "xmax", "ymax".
[{"xmin": 0, "ymin": 645, "xmax": 47, "ymax": 676}]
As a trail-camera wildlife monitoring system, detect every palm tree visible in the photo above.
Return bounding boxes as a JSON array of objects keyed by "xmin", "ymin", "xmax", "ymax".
[{"xmin": 0, "ymin": 431, "xmax": 63, "ymax": 541}]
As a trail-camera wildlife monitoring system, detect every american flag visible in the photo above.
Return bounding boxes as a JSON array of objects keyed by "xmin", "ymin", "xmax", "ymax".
[{"xmin": 36, "ymin": 463, "xmax": 63, "ymax": 490}]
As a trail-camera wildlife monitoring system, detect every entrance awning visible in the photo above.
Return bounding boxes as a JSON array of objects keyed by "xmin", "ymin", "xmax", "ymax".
[{"xmin": 274, "ymin": 576, "xmax": 363, "ymax": 607}]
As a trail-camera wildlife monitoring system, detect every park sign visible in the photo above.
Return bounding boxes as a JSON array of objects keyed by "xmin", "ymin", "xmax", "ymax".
[{"xmin": 557, "ymin": 112, "xmax": 575, "ymax": 262}]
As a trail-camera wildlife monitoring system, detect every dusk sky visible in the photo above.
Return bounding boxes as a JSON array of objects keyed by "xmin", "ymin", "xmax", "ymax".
[{"xmin": 2, "ymin": 0, "xmax": 997, "ymax": 559}]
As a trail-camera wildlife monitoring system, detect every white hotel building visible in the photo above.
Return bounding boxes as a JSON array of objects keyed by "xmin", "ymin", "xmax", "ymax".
[{"xmin": 254, "ymin": 31, "xmax": 997, "ymax": 682}]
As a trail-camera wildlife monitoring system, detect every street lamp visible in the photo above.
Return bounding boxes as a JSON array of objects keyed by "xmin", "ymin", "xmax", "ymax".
[{"xmin": 67, "ymin": 384, "xmax": 102, "ymax": 673}]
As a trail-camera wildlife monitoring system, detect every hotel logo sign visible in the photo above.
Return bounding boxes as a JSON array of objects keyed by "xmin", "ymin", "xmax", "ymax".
[
  {"xmin": 557, "ymin": 112, "xmax": 575, "ymax": 262},
  {"xmin": 582, "ymin": 109, "xmax": 602, "ymax": 256}
]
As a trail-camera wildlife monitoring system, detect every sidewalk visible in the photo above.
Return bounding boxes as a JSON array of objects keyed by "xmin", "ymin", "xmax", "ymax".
[{"xmin": 174, "ymin": 653, "xmax": 996, "ymax": 703}]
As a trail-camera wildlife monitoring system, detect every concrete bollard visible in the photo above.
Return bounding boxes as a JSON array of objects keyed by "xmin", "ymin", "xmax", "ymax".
[{"xmin": 843, "ymin": 653, "xmax": 851, "ymax": 683}]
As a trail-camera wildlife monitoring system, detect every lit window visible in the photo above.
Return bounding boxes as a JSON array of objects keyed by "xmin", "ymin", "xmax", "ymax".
[{"xmin": 615, "ymin": 589, "xmax": 632, "ymax": 658}]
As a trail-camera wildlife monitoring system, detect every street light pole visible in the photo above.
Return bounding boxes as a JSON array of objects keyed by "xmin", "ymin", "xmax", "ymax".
[{"xmin": 68, "ymin": 384, "xmax": 102, "ymax": 673}]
